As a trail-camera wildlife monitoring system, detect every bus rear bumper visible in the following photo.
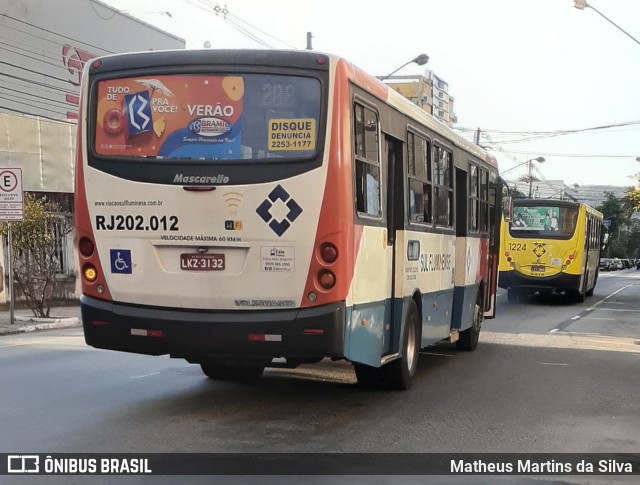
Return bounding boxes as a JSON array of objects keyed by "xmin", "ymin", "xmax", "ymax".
[
  {"xmin": 498, "ymin": 271, "xmax": 580, "ymax": 292},
  {"xmin": 80, "ymin": 295, "xmax": 346, "ymax": 364}
]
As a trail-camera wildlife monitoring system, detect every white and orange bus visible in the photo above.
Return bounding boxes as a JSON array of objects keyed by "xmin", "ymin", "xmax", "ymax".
[{"xmin": 75, "ymin": 49, "xmax": 501, "ymax": 389}]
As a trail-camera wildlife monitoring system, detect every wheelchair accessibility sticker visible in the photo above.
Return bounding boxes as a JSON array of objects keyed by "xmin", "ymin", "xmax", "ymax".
[{"xmin": 110, "ymin": 249, "xmax": 132, "ymax": 274}]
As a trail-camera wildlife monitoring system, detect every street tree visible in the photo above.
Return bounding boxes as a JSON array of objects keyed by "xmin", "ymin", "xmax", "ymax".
[
  {"xmin": 596, "ymin": 192, "xmax": 625, "ymax": 258},
  {"xmin": 622, "ymin": 186, "xmax": 640, "ymax": 215},
  {"xmin": 0, "ymin": 193, "xmax": 70, "ymax": 317}
]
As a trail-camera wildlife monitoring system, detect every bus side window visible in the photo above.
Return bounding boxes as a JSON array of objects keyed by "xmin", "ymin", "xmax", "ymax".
[
  {"xmin": 408, "ymin": 132, "xmax": 432, "ymax": 225},
  {"xmin": 480, "ymin": 168, "xmax": 489, "ymax": 232},
  {"xmin": 469, "ymin": 162, "xmax": 479, "ymax": 232},
  {"xmin": 354, "ymin": 102, "xmax": 381, "ymax": 217},
  {"xmin": 434, "ymin": 145, "xmax": 453, "ymax": 227}
]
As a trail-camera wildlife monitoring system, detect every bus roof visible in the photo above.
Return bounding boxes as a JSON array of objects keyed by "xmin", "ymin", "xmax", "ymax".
[{"xmin": 87, "ymin": 48, "xmax": 498, "ymax": 170}]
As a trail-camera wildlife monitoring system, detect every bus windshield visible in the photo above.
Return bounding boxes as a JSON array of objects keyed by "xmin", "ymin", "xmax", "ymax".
[
  {"xmin": 94, "ymin": 74, "xmax": 321, "ymax": 161},
  {"xmin": 510, "ymin": 204, "xmax": 579, "ymax": 239}
]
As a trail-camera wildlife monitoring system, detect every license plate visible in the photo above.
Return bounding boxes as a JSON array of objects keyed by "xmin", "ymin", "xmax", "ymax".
[
  {"xmin": 180, "ymin": 253, "xmax": 225, "ymax": 271},
  {"xmin": 531, "ymin": 265, "xmax": 545, "ymax": 272}
]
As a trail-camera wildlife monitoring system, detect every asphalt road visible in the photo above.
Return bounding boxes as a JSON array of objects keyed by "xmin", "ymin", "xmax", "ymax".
[{"xmin": 1, "ymin": 269, "xmax": 639, "ymax": 485}]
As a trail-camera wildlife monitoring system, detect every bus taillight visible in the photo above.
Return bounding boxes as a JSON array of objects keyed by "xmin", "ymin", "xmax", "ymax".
[
  {"xmin": 83, "ymin": 264, "xmax": 98, "ymax": 282},
  {"xmin": 79, "ymin": 237, "xmax": 95, "ymax": 257},
  {"xmin": 320, "ymin": 243, "xmax": 338, "ymax": 263},
  {"xmin": 318, "ymin": 269, "xmax": 336, "ymax": 290}
]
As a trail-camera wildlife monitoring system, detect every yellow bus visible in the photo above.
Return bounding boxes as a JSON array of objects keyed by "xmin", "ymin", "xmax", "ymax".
[{"xmin": 498, "ymin": 199, "xmax": 603, "ymax": 302}]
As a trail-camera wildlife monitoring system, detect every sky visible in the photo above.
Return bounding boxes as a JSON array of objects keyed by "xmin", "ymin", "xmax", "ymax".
[{"xmin": 102, "ymin": 0, "xmax": 640, "ymax": 189}]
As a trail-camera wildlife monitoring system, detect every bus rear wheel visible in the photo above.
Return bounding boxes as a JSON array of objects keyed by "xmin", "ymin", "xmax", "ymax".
[
  {"xmin": 354, "ymin": 300, "xmax": 420, "ymax": 391},
  {"xmin": 456, "ymin": 302, "xmax": 481, "ymax": 351},
  {"xmin": 200, "ymin": 362, "xmax": 265, "ymax": 381}
]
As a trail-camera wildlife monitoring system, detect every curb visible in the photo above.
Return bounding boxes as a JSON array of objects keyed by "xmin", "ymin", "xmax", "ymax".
[{"xmin": 0, "ymin": 317, "xmax": 81, "ymax": 336}]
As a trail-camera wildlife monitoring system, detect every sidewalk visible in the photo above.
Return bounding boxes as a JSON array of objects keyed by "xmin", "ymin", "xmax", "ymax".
[{"xmin": 0, "ymin": 304, "xmax": 82, "ymax": 336}]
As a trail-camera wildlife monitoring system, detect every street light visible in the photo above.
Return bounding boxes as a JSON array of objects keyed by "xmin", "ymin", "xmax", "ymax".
[
  {"xmin": 379, "ymin": 54, "xmax": 429, "ymax": 81},
  {"xmin": 573, "ymin": 1, "xmax": 640, "ymax": 47}
]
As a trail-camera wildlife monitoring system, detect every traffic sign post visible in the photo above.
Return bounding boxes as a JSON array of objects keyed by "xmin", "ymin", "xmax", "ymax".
[{"xmin": 0, "ymin": 168, "xmax": 25, "ymax": 325}]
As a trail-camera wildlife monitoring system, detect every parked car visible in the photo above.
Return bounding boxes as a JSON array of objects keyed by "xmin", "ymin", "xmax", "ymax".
[
  {"xmin": 612, "ymin": 259, "xmax": 623, "ymax": 270},
  {"xmin": 599, "ymin": 258, "xmax": 612, "ymax": 271}
]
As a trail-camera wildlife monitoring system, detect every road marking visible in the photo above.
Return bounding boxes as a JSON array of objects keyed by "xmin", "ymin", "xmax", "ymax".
[
  {"xmin": 585, "ymin": 308, "xmax": 640, "ymax": 312},
  {"xmin": 0, "ymin": 336, "xmax": 82, "ymax": 348},
  {"xmin": 482, "ymin": 331, "xmax": 640, "ymax": 354},
  {"xmin": 128, "ymin": 372, "xmax": 161, "ymax": 379},
  {"xmin": 539, "ymin": 362, "xmax": 569, "ymax": 366},
  {"xmin": 550, "ymin": 284, "xmax": 636, "ymax": 333},
  {"xmin": 581, "ymin": 317, "xmax": 617, "ymax": 321},
  {"xmin": 554, "ymin": 331, "xmax": 603, "ymax": 336},
  {"xmin": 586, "ymin": 284, "xmax": 634, "ymax": 312}
]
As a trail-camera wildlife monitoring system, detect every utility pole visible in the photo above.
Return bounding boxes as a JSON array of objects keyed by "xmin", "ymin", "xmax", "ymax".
[
  {"xmin": 306, "ymin": 32, "xmax": 313, "ymax": 50},
  {"xmin": 525, "ymin": 156, "xmax": 545, "ymax": 198},
  {"xmin": 474, "ymin": 127, "xmax": 481, "ymax": 145}
]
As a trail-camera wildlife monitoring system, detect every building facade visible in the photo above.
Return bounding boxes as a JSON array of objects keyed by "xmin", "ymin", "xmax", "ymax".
[
  {"xmin": 383, "ymin": 70, "xmax": 457, "ymax": 127},
  {"xmin": 0, "ymin": 0, "xmax": 185, "ymax": 305}
]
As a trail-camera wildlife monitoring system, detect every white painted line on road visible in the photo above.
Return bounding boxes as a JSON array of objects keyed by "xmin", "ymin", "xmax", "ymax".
[
  {"xmin": 128, "ymin": 372, "xmax": 161, "ymax": 379},
  {"xmin": 0, "ymin": 336, "xmax": 82, "ymax": 348},
  {"xmin": 587, "ymin": 284, "xmax": 634, "ymax": 312},
  {"xmin": 554, "ymin": 331, "xmax": 602, "ymax": 336},
  {"xmin": 581, "ymin": 317, "xmax": 617, "ymax": 321},
  {"xmin": 586, "ymin": 308, "xmax": 640, "ymax": 312},
  {"xmin": 548, "ymin": 283, "xmax": 637, "ymax": 333},
  {"xmin": 538, "ymin": 362, "xmax": 569, "ymax": 366}
]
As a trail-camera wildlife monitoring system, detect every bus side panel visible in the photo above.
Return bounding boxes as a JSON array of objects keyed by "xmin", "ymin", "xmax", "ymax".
[
  {"xmin": 345, "ymin": 225, "xmax": 392, "ymax": 367},
  {"xmin": 420, "ymin": 290, "xmax": 454, "ymax": 345},
  {"xmin": 75, "ymin": 96, "xmax": 113, "ymax": 302},
  {"xmin": 418, "ymin": 233, "xmax": 455, "ymax": 346},
  {"xmin": 452, "ymin": 236, "xmax": 483, "ymax": 331},
  {"xmin": 301, "ymin": 58, "xmax": 359, "ymax": 311}
]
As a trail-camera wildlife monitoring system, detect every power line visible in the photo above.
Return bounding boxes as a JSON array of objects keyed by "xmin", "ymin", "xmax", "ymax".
[
  {"xmin": 0, "ymin": 38, "xmax": 77, "ymax": 76},
  {"xmin": 457, "ymin": 120, "xmax": 640, "ymax": 136},
  {"xmin": 494, "ymin": 149, "xmax": 640, "ymax": 159},
  {"xmin": 0, "ymin": 93, "xmax": 68, "ymax": 117},
  {"xmin": 184, "ymin": 0, "xmax": 297, "ymax": 49},
  {"xmin": 460, "ymin": 121, "xmax": 640, "ymax": 144},
  {"xmin": 0, "ymin": 104, "xmax": 76, "ymax": 124},
  {"xmin": 0, "ymin": 12, "xmax": 115, "ymax": 55},
  {"xmin": 0, "ymin": 85, "xmax": 73, "ymax": 109},
  {"xmin": 0, "ymin": 71, "xmax": 78, "ymax": 96},
  {"xmin": 0, "ymin": 60, "xmax": 79, "ymax": 89}
]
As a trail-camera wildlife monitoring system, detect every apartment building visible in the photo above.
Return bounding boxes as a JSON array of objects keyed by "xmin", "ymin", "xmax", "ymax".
[{"xmin": 383, "ymin": 70, "xmax": 457, "ymax": 127}]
